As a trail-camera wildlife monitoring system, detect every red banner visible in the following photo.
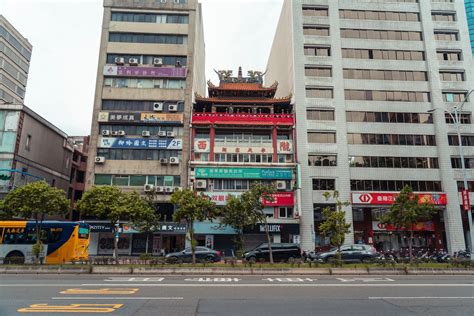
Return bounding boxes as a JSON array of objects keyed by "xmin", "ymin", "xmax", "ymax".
[
  {"xmin": 192, "ymin": 113, "xmax": 294, "ymax": 126},
  {"xmin": 372, "ymin": 221, "xmax": 435, "ymax": 232},
  {"xmin": 262, "ymin": 192, "xmax": 295, "ymax": 207},
  {"xmin": 462, "ymin": 189, "xmax": 471, "ymax": 211},
  {"xmin": 352, "ymin": 193, "xmax": 447, "ymax": 205}
]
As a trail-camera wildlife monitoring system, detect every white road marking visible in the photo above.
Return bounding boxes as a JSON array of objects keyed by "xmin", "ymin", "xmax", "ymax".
[
  {"xmin": 52, "ymin": 297, "xmax": 183, "ymax": 300},
  {"xmin": 370, "ymin": 297, "xmax": 474, "ymax": 300},
  {"xmin": 105, "ymin": 277, "xmax": 165, "ymax": 282},
  {"xmin": 263, "ymin": 278, "xmax": 317, "ymax": 282},
  {"xmin": 337, "ymin": 278, "xmax": 394, "ymax": 282},
  {"xmin": 183, "ymin": 277, "xmax": 241, "ymax": 282}
]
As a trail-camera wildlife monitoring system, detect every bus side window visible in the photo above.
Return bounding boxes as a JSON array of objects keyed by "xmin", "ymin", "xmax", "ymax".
[
  {"xmin": 48, "ymin": 228, "xmax": 62, "ymax": 244},
  {"xmin": 3, "ymin": 228, "xmax": 27, "ymax": 244}
]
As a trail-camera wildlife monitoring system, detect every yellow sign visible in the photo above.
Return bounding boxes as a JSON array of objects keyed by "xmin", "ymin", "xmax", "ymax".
[
  {"xmin": 18, "ymin": 304, "xmax": 123, "ymax": 313},
  {"xmin": 97, "ymin": 112, "xmax": 109, "ymax": 122},
  {"xmin": 60, "ymin": 288, "xmax": 139, "ymax": 295},
  {"xmin": 140, "ymin": 113, "xmax": 184, "ymax": 123}
]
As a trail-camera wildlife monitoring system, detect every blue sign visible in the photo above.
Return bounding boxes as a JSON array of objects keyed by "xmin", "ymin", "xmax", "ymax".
[
  {"xmin": 193, "ymin": 222, "xmax": 237, "ymax": 235},
  {"xmin": 99, "ymin": 137, "xmax": 182, "ymax": 150}
]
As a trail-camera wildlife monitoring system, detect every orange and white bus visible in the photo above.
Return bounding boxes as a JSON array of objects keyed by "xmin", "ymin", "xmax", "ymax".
[{"xmin": 0, "ymin": 221, "xmax": 89, "ymax": 264}]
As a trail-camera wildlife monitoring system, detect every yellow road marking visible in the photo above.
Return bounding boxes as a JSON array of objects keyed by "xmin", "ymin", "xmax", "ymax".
[
  {"xmin": 60, "ymin": 288, "xmax": 139, "ymax": 295},
  {"xmin": 17, "ymin": 303, "xmax": 123, "ymax": 313}
]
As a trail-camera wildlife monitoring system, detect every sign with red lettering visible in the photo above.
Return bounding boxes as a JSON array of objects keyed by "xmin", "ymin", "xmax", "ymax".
[
  {"xmin": 277, "ymin": 140, "xmax": 293, "ymax": 154},
  {"xmin": 462, "ymin": 189, "xmax": 471, "ymax": 211},
  {"xmin": 194, "ymin": 139, "xmax": 210, "ymax": 153},
  {"xmin": 352, "ymin": 193, "xmax": 447, "ymax": 205},
  {"xmin": 203, "ymin": 192, "xmax": 294, "ymax": 207},
  {"xmin": 372, "ymin": 221, "xmax": 435, "ymax": 232}
]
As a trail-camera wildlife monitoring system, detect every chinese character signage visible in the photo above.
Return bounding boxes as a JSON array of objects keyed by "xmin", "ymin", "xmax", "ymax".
[
  {"xmin": 215, "ymin": 145, "xmax": 272, "ymax": 154},
  {"xmin": 103, "ymin": 65, "xmax": 187, "ymax": 78},
  {"xmin": 108, "ymin": 112, "xmax": 139, "ymax": 122},
  {"xmin": 121, "ymin": 222, "xmax": 186, "ymax": 234},
  {"xmin": 277, "ymin": 140, "xmax": 293, "ymax": 154},
  {"xmin": 195, "ymin": 167, "xmax": 293, "ymax": 180},
  {"xmin": 141, "ymin": 113, "xmax": 184, "ymax": 124},
  {"xmin": 194, "ymin": 139, "xmax": 210, "ymax": 153},
  {"xmin": 203, "ymin": 192, "xmax": 294, "ymax": 206},
  {"xmin": 99, "ymin": 137, "xmax": 182, "ymax": 150},
  {"xmin": 462, "ymin": 189, "xmax": 471, "ymax": 211},
  {"xmin": 352, "ymin": 193, "xmax": 447, "ymax": 205},
  {"xmin": 372, "ymin": 221, "xmax": 435, "ymax": 232}
]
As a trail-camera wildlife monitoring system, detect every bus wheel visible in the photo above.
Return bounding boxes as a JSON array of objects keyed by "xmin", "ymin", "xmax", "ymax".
[{"xmin": 4, "ymin": 251, "xmax": 25, "ymax": 264}]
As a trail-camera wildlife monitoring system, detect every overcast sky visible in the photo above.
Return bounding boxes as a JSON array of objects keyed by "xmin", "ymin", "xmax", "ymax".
[{"xmin": 0, "ymin": 0, "xmax": 284, "ymax": 135}]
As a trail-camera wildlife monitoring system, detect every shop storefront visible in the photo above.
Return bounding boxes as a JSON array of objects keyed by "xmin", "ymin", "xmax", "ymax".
[
  {"xmin": 193, "ymin": 222, "xmax": 237, "ymax": 256},
  {"xmin": 351, "ymin": 192, "xmax": 447, "ymax": 252},
  {"xmin": 243, "ymin": 223, "xmax": 300, "ymax": 251}
]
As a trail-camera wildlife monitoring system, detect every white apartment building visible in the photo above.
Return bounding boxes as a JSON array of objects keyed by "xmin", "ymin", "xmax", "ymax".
[{"xmin": 266, "ymin": 0, "xmax": 474, "ymax": 254}]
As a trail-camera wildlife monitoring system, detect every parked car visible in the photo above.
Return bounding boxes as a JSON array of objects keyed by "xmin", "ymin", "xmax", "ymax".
[
  {"xmin": 304, "ymin": 244, "xmax": 380, "ymax": 263},
  {"xmin": 165, "ymin": 247, "xmax": 222, "ymax": 263},
  {"xmin": 243, "ymin": 243, "xmax": 301, "ymax": 263}
]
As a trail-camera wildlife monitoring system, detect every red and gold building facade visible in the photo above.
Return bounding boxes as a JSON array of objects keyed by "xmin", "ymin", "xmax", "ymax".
[{"xmin": 190, "ymin": 68, "xmax": 299, "ymax": 251}]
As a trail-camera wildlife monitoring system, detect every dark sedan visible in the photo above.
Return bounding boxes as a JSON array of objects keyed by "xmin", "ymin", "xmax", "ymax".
[
  {"xmin": 305, "ymin": 244, "xmax": 380, "ymax": 263},
  {"xmin": 165, "ymin": 247, "xmax": 222, "ymax": 263}
]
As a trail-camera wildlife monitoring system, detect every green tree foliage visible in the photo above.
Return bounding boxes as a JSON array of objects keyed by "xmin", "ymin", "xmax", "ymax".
[
  {"xmin": 239, "ymin": 183, "xmax": 276, "ymax": 264},
  {"xmin": 319, "ymin": 191, "xmax": 352, "ymax": 265},
  {"xmin": 134, "ymin": 190, "xmax": 162, "ymax": 254},
  {"xmin": 170, "ymin": 189, "xmax": 218, "ymax": 264},
  {"xmin": 76, "ymin": 186, "xmax": 156, "ymax": 259},
  {"xmin": 380, "ymin": 185, "xmax": 436, "ymax": 263},
  {"xmin": 2, "ymin": 181, "xmax": 69, "ymax": 262},
  {"xmin": 0, "ymin": 200, "xmax": 11, "ymax": 220}
]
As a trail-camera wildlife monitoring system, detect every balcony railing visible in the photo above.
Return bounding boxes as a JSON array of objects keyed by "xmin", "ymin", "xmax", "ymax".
[{"xmin": 192, "ymin": 113, "xmax": 294, "ymax": 125}]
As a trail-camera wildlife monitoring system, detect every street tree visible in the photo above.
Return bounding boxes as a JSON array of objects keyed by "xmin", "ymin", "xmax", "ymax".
[
  {"xmin": 220, "ymin": 194, "xmax": 260, "ymax": 258},
  {"xmin": 134, "ymin": 190, "xmax": 162, "ymax": 254},
  {"xmin": 319, "ymin": 191, "xmax": 352, "ymax": 266},
  {"xmin": 240, "ymin": 183, "xmax": 276, "ymax": 264},
  {"xmin": 2, "ymin": 181, "xmax": 69, "ymax": 263},
  {"xmin": 76, "ymin": 186, "xmax": 156, "ymax": 259},
  {"xmin": 380, "ymin": 185, "xmax": 436, "ymax": 263},
  {"xmin": 170, "ymin": 189, "xmax": 218, "ymax": 264}
]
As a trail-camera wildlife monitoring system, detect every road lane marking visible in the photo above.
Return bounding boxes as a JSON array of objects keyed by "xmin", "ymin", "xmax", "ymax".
[
  {"xmin": 17, "ymin": 303, "xmax": 123, "ymax": 313},
  {"xmin": 52, "ymin": 297, "xmax": 183, "ymax": 300},
  {"xmin": 370, "ymin": 297, "xmax": 474, "ymax": 300},
  {"xmin": 263, "ymin": 278, "xmax": 317, "ymax": 282},
  {"xmin": 183, "ymin": 277, "xmax": 241, "ymax": 282},
  {"xmin": 105, "ymin": 277, "xmax": 164, "ymax": 282},
  {"xmin": 60, "ymin": 288, "xmax": 139, "ymax": 295},
  {"xmin": 337, "ymin": 278, "xmax": 394, "ymax": 282},
  {"xmin": 80, "ymin": 283, "xmax": 474, "ymax": 287}
]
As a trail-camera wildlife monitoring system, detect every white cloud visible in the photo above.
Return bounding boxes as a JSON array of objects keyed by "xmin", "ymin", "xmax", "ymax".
[{"xmin": 0, "ymin": 0, "xmax": 283, "ymax": 135}]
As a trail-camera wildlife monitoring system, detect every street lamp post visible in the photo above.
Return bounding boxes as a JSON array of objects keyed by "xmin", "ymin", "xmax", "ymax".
[{"xmin": 428, "ymin": 89, "xmax": 474, "ymax": 260}]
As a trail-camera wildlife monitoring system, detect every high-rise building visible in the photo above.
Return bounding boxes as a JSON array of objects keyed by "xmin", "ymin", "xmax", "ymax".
[
  {"xmin": 465, "ymin": 0, "xmax": 474, "ymax": 53},
  {"xmin": 0, "ymin": 15, "xmax": 32, "ymax": 104},
  {"xmin": 190, "ymin": 67, "xmax": 298, "ymax": 252},
  {"xmin": 267, "ymin": 0, "xmax": 474, "ymax": 253},
  {"xmin": 86, "ymin": 0, "xmax": 206, "ymax": 255}
]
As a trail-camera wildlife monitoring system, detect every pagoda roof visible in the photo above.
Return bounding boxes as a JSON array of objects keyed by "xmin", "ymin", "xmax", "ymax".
[
  {"xmin": 195, "ymin": 93, "xmax": 292, "ymax": 105},
  {"xmin": 207, "ymin": 80, "xmax": 279, "ymax": 92}
]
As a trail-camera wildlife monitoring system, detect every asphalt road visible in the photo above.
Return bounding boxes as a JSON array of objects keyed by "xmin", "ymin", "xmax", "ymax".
[{"xmin": 1, "ymin": 274, "xmax": 474, "ymax": 315}]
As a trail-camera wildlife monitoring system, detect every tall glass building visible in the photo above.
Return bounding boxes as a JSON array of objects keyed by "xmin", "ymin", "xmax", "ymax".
[{"xmin": 466, "ymin": 0, "xmax": 474, "ymax": 53}]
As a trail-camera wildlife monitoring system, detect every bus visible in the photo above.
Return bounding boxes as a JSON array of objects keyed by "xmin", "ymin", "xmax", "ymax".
[{"xmin": 0, "ymin": 221, "xmax": 90, "ymax": 264}]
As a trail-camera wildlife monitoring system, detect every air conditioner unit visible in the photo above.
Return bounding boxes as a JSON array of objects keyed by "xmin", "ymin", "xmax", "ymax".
[
  {"xmin": 156, "ymin": 186, "xmax": 165, "ymax": 193},
  {"xmin": 128, "ymin": 58, "xmax": 139, "ymax": 65},
  {"xmin": 168, "ymin": 104, "xmax": 178, "ymax": 112},
  {"xmin": 169, "ymin": 157, "xmax": 179, "ymax": 165},
  {"xmin": 153, "ymin": 58, "xmax": 163, "ymax": 66},
  {"xmin": 195, "ymin": 180, "xmax": 207, "ymax": 189},
  {"xmin": 95, "ymin": 156, "xmax": 106, "ymax": 164},
  {"xmin": 144, "ymin": 184, "xmax": 154, "ymax": 192},
  {"xmin": 111, "ymin": 131, "xmax": 119, "ymax": 136},
  {"xmin": 166, "ymin": 131, "xmax": 175, "ymax": 138},
  {"xmin": 142, "ymin": 131, "xmax": 151, "ymax": 137},
  {"xmin": 114, "ymin": 57, "xmax": 125, "ymax": 65},
  {"xmin": 158, "ymin": 131, "xmax": 167, "ymax": 137},
  {"xmin": 160, "ymin": 158, "xmax": 169, "ymax": 164},
  {"xmin": 118, "ymin": 130, "xmax": 126, "ymax": 136},
  {"xmin": 276, "ymin": 180, "xmax": 287, "ymax": 190},
  {"xmin": 153, "ymin": 102, "xmax": 164, "ymax": 112},
  {"xmin": 101, "ymin": 130, "xmax": 111, "ymax": 136},
  {"xmin": 165, "ymin": 186, "xmax": 173, "ymax": 193}
]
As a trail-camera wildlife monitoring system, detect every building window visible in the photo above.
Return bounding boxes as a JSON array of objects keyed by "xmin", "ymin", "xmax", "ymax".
[
  {"xmin": 341, "ymin": 29, "xmax": 422, "ymax": 41},
  {"xmin": 305, "ymin": 67, "xmax": 332, "ymax": 77},
  {"xmin": 302, "ymin": 6, "xmax": 328, "ymax": 17},
  {"xmin": 25, "ymin": 134, "xmax": 31, "ymax": 151},
  {"xmin": 344, "ymin": 90, "xmax": 430, "ymax": 102},
  {"xmin": 343, "ymin": 69, "xmax": 427, "ymax": 81},
  {"xmin": 443, "ymin": 92, "xmax": 467, "ymax": 102},
  {"xmin": 96, "ymin": 149, "xmax": 182, "ymax": 161},
  {"xmin": 307, "ymin": 132, "xmax": 336, "ymax": 143},
  {"xmin": 108, "ymin": 32, "xmax": 187, "ymax": 45},
  {"xmin": 312, "ymin": 178, "xmax": 335, "ymax": 191},
  {"xmin": 445, "ymin": 113, "xmax": 470, "ymax": 124},
  {"xmin": 279, "ymin": 207, "xmax": 294, "ymax": 219},
  {"xmin": 94, "ymin": 174, "xmax": 180, "ymax": 187},
  {"xmin": 339, "ymin": 10, "xmax": 420, "ymax": 22},
  {"xmin": 342, "ymin": 48, "xmax": 424, "ymax": 61},
  {"xmin": 111, "ymin": 12, "xmax": 189, "ymax": 24},
  {"xmin": 351, "ymin": 180, "xmax": 442, "ymax": 192},
  {"xmin": 439, "ymin": 71, "xmax": 465, "ymax": 81},
  {"xmin": 448, "ymin": 135, "xmax": 474, "ymax": 146},
  {"xmin": 451, "ymin": 157, "xmax": 474, "ymax": 169},
  {"xmin": 346, "ymin": 111, "xmax": 432, "ymax": 124},
  {"xmin": 303, "ymin": 25, "xmax": 330, "ymax": 36},
  {"xmin": 432, "ymin": 12, "xmax": 456, "ymax": 21},
  {"xmin": 434, "ymin": 31, "xmax": 458, "ymax": 41},
  {"xmin": 349, "ymin": 156, "xmax": 439, "ymax": 169},
  {"xmin": 347, "ymin": 134, "xmax": 436, "ymax": 146},
  {"xmin": 103, "ymin": 78, "xmax": 186, "ymax": 89},
  {"xmin": 306, "ymin": 87, "xmax": 333, "ymax": 98},
  {"xmin": 437, "ymin": 50, "xmax": 462, "ymax": 61},
  {"xmin": 304, "ymin": 46, "xmax": 331, "ymax": 57},
  {"xmin": 308, "ymin": 155, "xmax": 337, "ymax": 166},
  {"xmin": 306, "ymin": 109, "xmax": 335, "ymax": 120},
  {"xmin": 106, "ymin": 54, "xmax": 187, "ymax": 66}
]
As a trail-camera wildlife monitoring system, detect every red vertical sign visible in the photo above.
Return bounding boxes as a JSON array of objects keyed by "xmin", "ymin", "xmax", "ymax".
[{"xmin": 462, "ymin": 189, "xmax": 471, "ymax": 211}]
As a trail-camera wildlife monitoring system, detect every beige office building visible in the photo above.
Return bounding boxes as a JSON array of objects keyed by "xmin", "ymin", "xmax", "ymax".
[{"xmin": 86, "ymin": 0, "xmax": 205, "ymax": 228}]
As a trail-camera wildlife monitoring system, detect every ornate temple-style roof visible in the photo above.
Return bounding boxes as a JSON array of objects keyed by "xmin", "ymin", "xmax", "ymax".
[{"xmin": 195, "ymin": 93, "xmax": 292, "ymax": 105}]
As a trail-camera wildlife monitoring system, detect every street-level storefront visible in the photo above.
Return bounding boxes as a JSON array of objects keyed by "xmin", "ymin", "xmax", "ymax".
[
  {"xmin": 192, "ymin": 222, "xmax": 237, "ymax": 256},
  {"xmin": 243, "ymin": 223, "xmax": 300, "ymax": 251},
  {"xmin": 351, "ymin": 192, "xmax": 447, "ymax": 252},
  {"xmin": 87, "ymin": 221, "xmax": 186, "ymax": 256}
]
